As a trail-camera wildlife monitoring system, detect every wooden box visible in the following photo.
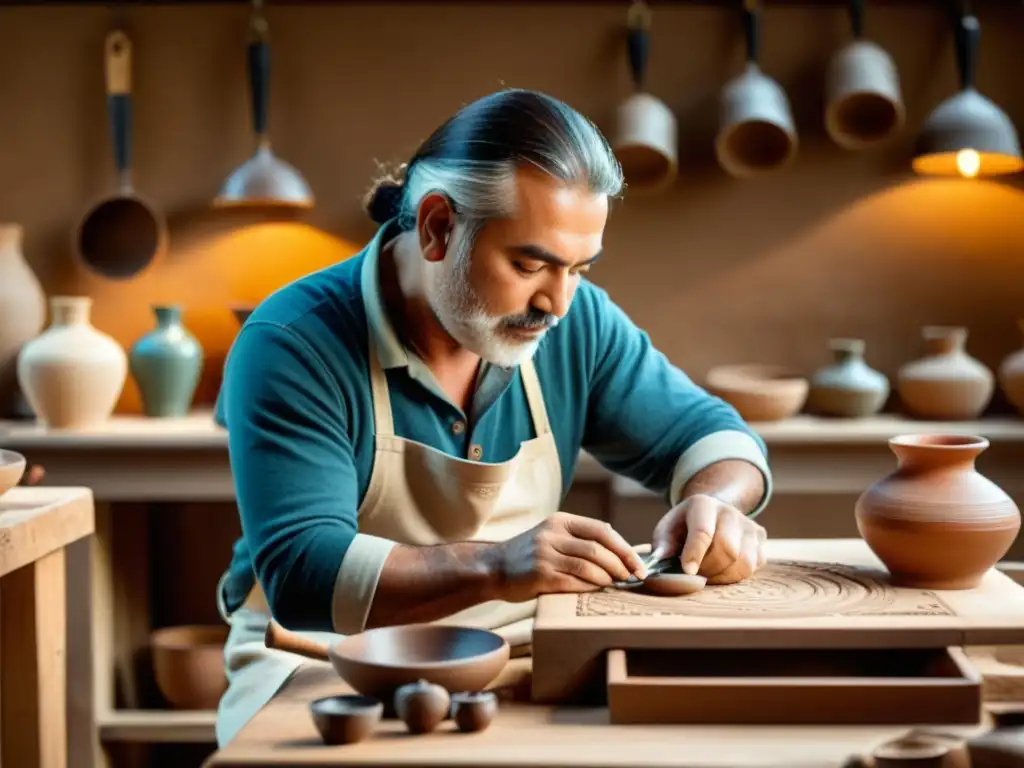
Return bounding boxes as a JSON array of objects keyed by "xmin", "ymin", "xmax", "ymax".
[{"xmin": 532, "ymin": 539, "xmax": 1024, "ymax": 724}]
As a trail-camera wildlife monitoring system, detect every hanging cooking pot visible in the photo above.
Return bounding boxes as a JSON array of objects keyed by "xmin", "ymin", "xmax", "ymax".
[
  {"xmin": 214, "ymin": 0, "xmax": 313, "ymax": 208},
  {"xmin": 825, "ymin": 0, "xmax": 905, "ymax": 150},
  {"xmin": 715, "ymin": 0, "xmax": 797, "ymax": 178},
  {"xmin": 610, "ymin": 0, "xmax": 677, "ymax": 194},
  {"xmin": 75, "ymin": 28, "xmax": 166, "ymax": 280}
]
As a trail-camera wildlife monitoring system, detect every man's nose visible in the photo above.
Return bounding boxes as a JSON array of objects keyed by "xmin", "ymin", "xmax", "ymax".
[{"xmin": 533, "ymin": 272, "xmax": 572, "ymax": 318}]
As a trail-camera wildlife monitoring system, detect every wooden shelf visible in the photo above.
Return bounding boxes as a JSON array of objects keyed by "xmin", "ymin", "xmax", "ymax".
[{"xmin": 97, "ymin": 709, "xmax": 216, "ymax": 744}]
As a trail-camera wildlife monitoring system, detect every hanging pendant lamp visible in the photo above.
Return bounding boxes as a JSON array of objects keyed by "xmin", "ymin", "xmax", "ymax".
[
  {"xmin": 912, "ymin": 8, "xmax": 1022, "ymax": 178},
  {"xmin": 215, "ymin": 0, "xmax": 313, "ymax": 208}
]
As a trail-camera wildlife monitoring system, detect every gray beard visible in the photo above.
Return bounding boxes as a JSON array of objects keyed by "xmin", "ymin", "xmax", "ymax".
[{"xmin": 425, "ymin": 230, "xmax": 546, "ymax": 369}]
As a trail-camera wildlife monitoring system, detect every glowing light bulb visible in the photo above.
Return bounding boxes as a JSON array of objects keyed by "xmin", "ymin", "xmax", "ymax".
[{"xmin": 956, "ymin": 148, "xmax": 981, "ymax": 178}]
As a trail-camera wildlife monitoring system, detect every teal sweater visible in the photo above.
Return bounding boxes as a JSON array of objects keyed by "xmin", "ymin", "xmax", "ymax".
[{"xmin": 215, "ymin": 220, "xmax": 772, "ymax": 632}]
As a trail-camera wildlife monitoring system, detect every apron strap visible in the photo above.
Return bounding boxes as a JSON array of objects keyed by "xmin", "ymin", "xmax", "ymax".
[
  {"xmin": 367, "ymin": 336, "xmax": 395, "ymax": 437},
  {"xmin": 519, "ymin": 358, "xmax": 552, "ymax": 438}
]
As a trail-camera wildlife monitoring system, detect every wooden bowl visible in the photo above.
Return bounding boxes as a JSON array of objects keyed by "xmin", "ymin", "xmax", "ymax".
[
  {"xmin": 706, "ymin": 364, "xmax": 808, "ymax": 421},
  {"xmin": 151, "ymin": 625, "xmax": 229, "ymax": 710},
  {"xmin": 0, "ymin": 450, "xmax": 26, "ymax": 497},
  {"xmin": 327, "ymin": 625, "xmax": 510, "ymax": 704},
  {"xmin": 310, "ymin": 694, "xmax": 383, "ymax": 745}
]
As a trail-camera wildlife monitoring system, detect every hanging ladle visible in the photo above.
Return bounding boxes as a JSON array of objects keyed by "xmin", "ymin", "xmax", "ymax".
[
  {"xmin": 214, "ymin": 0, "xmax": 313, "ymax": 208},
  {"xmin": 75, "ymin": 28, "xmax": 166, "ymax": 280}
]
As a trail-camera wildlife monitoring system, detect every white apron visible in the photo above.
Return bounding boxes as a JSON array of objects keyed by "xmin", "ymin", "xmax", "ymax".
[{"xmin": 214, "ymin": 330, "xmax": 563, "ymax": 746}]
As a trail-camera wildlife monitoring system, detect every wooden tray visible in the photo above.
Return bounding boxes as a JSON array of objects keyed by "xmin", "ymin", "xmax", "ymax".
[
  {"xmin": 533, "ymin": 539, "xmax": 1024, "ymax": 705},
  {"xmin": 606, "ymin": 646, "xmax": 982, "ymax": 725}
]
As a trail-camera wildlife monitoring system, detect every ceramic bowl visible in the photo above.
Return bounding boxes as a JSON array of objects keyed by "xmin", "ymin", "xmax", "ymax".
[
  {"xmin": 326, "ymin": 624, "xmax": 510, "ymax": 704},
  {"xmin": 151, "ymin": 625, "xmax": 229, "ymax": 709},
  {"xmin": 0, "ymin": 450, "xmax": 26, "ymax": 497},
  {"xmin": 705, "ymin": 364, "xmax": 808, "ymax": 421},
  {"xmin": 310, "ymin": 694, "xmax": 383, "ymax": 745}
]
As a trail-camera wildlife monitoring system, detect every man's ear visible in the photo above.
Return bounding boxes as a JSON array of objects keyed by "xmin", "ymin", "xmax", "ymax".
[{"xmin": 416, "ymin": 193, "xmax": 455, "ymax": 263}]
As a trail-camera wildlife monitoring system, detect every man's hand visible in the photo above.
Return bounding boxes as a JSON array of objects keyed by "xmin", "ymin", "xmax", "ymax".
[
  {"xmin": 650, "ymin": 494, "xmax": 767, "ymax": 585},
  {"xmin": 488, "ymin": 512, "xmax": 648, "ymax": 602}
]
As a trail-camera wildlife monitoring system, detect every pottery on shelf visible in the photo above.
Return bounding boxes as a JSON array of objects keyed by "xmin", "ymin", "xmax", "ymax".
[
  {"xmin": 896, "ymin": 326, "xmax": 994, "ymax": 420},
  {"xmin": 0, "ymin": 224, "xmax": 46, "ymax": 419},
  {"xmin": 705, "ymin": 364, "xmax": 808, "ymax": 422},
  {"xmin": 17, "ymin": 296, "xmax": 127, "ymax": 429},
  {"xmin": 0, "ymin": 449, "xmax": 26, "ymax": 497},
  {"xmin": 854, "ymin": 434, "xmax": 1021, "ymax": 589},
  {"xmin": 129, "ymin": 305, "xmax": 204, "ymax": 418},
  {"xmin": 997, "ymin": 319, "xmax": 1024, "ymax": 416},
  {"xmin": 807, "ymin": 338, "xmax": 890, "ymax": 418},
  {"xmin": 150, "ymin": 625, "xmax": 229, "ymax": 710}
]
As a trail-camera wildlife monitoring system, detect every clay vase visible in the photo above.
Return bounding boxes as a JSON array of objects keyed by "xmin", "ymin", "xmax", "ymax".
[
  {"xmin": 997, "ymin": 319, "xmax": 1024, "ymax": 416},
  {"xmin": 807, "ymin": 338, "xmax": 890, "ymax": 418},
  {"xmin": 855, "ymin": 434, "xmax": 1020, "ymax": 589},
  {"xmin": 0, "ymin": 224, "xmax": 46, "ymax": 419},
  {"xmin": 896, "ymin": 326, "xmax": 994, "ymax": 420},
  {"xmin": 129, "ymin": 305, "xmax": 203, "ymax": 418},
  {"xmin": 17, "ymin": 296, "xmax": 127, "ymax": 428}
]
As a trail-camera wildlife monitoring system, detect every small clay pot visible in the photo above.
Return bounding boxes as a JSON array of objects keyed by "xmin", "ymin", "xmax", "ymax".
[
  {"xmin": 310, "ymin": 694, "xmax": 383, "ymax": 745},
  {"xmin": 394, "ymin": 679, "xmax": 450, "ymax": 734},
  {"xmin": 871, "ymin": 733, "xmax": 953, "ymax": 768},
  {"xmin": 450, "ymin": 691, "xmax": 498, "ymax": 733},
  {"xmin": 897, "ymin": 326, "xmax": 994, "ymax": 420},
  {"xmin": 0, "ymin": 449, "xmax": 26, "ymax": 497},
  {"xmin": 640, "ymin": 573, "xmax": 707, "ymax": 597}
]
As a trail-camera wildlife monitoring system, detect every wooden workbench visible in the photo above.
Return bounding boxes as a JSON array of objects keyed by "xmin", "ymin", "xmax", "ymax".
[
  {"xmin": 0, "ymin": 486, "xmax": 95, "ymax": 768},
  {"xmin": 203, "ymin": 659, "xmax": 989, "ymax": 768}
]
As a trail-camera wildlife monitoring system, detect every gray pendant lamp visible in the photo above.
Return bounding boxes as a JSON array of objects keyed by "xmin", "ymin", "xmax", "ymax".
[
  {"xmin": 912, "ymin": 7, "xmax": 1022, "ymax": 178},
  {"xmin": 215, "ymin": 0, "xmax": 313, "ymax": 208}
]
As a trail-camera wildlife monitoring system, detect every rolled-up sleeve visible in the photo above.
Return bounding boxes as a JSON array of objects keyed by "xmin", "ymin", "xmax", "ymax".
[
  {"xmin": 220, "ymin": 321, "xmax": 393, "ymax": 632},
  {"xmin": 580, "ymin": 284, "xmax": 772, "ymax": 518}
]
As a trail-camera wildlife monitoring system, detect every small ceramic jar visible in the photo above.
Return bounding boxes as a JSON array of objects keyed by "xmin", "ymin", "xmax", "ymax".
[
  {"xmin": 450, "ymin": 690, "xmax": 499, "ymax": 733},
  {"xmin": 394, "ymin": 679, "xmax": 450, "ymax": 734}
]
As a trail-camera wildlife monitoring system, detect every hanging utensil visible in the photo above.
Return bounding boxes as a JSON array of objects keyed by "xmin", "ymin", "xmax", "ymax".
[
  {"xmin": 214, "ymin": 0, "xmax": 313, "ymax": 208},
  {"xmin": 610, "ymin": 0, "xmax": 677, "ymax": 195},
  {"xmin": 76, "ymin": 28, "xmax": 166, "ymax": 280},
  {"xmin": 714, "ymin": 0, "xmax": 797, "ymax": 178},
  {"xmin": 825, "ymin": 0, "xmax": 905, "ymax": 150}
]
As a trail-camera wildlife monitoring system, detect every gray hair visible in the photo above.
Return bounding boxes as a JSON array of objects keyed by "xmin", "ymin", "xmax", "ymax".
[{"xmin": 365, "ymin": 89, "xmax": 624, "ymax": 229}]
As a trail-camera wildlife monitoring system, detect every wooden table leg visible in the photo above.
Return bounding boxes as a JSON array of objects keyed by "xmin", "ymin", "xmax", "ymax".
[{"xmin": 1, "ymin": 547, "xmax": 68, "ymax": 768}]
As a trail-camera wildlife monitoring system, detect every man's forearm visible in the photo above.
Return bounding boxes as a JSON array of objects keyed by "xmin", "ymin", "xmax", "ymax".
[
  {"xmin": 678, "ymin": 459, "xmax": 766, "ymax": 516},
  {"xmin": 364, "ymin": 541, "xmax": 502, "ymax": 629}
]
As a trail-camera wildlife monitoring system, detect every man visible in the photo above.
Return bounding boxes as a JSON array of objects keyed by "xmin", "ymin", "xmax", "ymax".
[{"xmin": 213, "ymin": 88, "xmax": 772, "ymax": 746}]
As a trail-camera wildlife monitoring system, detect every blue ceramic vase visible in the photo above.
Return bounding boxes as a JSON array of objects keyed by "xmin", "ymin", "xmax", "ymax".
[{"xmin": 129, "ymin": 305, "xmax": 203, "ymax": 418}]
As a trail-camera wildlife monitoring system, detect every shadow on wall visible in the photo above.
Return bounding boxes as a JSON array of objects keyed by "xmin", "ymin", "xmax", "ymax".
[{"xmin": 62, "ymin": 208, "xmax": 364, "ymax": 414}]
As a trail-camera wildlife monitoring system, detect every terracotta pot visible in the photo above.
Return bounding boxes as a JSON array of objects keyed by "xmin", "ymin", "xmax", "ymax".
[
  {"xmin": 705, "ymin": 364, "xmax": 808, "ymax": 422},
  {"xmin": 807, "ymin": 338, "xmax": 890, "ymax": 418},
  {"xmin": 997, "ymin": 319, "xmax": 1024, "ymax": 416},
  {"xmin": 17, "ymin": 296, "xmax": 127, "ymax": 428},
  {"xmin": 855, "ymin": 434, "xmax": 1020, "ymax": 589},
  {"xmin": 897, "ymin": 326, "xmax": 994, "ymax": 420},
  {"xmin": 0, "ymin": 224, "xmax": 46, "ymax": 418},
  {"xmin": 151, "ymin": 625, "xmax": 229, "ymax": 710}
]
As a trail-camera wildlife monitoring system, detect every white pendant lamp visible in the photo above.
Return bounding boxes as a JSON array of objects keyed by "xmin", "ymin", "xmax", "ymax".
[{"xmin": 912, "ymin": 9, "xmax": 1022, "ymax": 178}]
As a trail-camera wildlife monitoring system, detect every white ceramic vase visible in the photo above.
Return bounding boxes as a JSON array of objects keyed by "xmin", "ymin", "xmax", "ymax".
[
  {"xmin": 0, "ymin": 223, "xmax": 46, "ymax": 418},
  {"xmin": 17, "ymin": 296, "xmax": 127, "ymax": 428}
]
